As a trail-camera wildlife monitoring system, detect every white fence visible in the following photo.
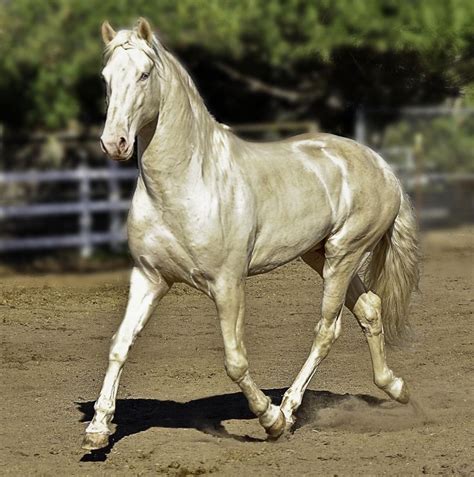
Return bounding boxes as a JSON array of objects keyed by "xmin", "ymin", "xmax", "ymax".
[{"xmin": 0, "ymin": 163, "xmax": 137, "ymax": 257}]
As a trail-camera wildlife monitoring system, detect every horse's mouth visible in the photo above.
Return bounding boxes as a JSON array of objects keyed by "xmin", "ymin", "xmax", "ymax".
[
  {"xmin": 103, "ymin": 145, "xmax": 134, "ymax": 162},
  {"xmin": 110, "ymin": 149, "xmax": 134, "ymax": 162}
]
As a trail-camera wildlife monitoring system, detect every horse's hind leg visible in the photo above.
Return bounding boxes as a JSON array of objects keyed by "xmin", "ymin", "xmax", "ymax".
[
  {"xmin": 299, "ymin": 251, "xmax": 409, "ymax": 405},
  {"xmin": 82, "ymin": 267, "xmax": 170, "ymax": 450},
  {"xmin": 280, "ymin": 250, "xmax": 362, "ymax": 427},
  {"xmin": 212, "ymin": 280, "xmax": 286, "ymax": 438},
  {"xmin": 345, "ymin": 273, "xmax": 409, "ymax": 403}
]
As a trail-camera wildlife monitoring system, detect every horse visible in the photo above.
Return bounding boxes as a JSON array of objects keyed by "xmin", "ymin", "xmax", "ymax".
[{"xmin": 82, "ymin": 18, "xmax": 419, "ymax": 451}]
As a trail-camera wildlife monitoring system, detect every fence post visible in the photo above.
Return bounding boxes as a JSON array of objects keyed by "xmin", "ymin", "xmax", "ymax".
[
  {"xmin": 413, "ymin": 133, "xmax": 424, "ymax": 216},
  {"xmin": 108, "ymin": 160, "xmax": 122, "ymax": 251},
  {"xmin": 0, "ymin": 124, "xmax": 4, "ymax": 163},
  {"xmin": 79, "ymin": 161, "xmax": 92, "ymax": 258},
  {"xmin": 355, "ymin": 107, "xmax": 367, "ymax": 144}
]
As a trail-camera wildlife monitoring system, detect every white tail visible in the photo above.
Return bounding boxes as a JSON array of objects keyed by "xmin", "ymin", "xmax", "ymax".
[{"xmin": 365, "ymin": 193, "xmax": 420, "ymax": 345}]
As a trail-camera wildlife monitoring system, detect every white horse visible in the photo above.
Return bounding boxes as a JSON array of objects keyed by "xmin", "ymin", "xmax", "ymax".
[{"xmin": 83, "ymin": 19, "xmax": 419, "ymax": 450}]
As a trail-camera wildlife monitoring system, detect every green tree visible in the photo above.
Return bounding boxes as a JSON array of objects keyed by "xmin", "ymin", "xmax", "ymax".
[{"xmin": 0, "ymin": 0, "xmax": 473, "ymax": 130}]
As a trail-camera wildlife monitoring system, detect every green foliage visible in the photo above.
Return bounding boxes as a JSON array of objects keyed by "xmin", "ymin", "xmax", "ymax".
[
  {"xmin": 384, "ymin": 114, "xmax": 474, "ymax": 172},
  {"xmin": 0, "ymin": 0, "xmax": 474, "ymax": 129}
]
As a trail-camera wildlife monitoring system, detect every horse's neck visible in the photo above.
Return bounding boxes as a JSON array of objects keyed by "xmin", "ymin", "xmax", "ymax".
[{"xmin": 138, "ymin": 55, "xmax": 220, "ymax": 180}]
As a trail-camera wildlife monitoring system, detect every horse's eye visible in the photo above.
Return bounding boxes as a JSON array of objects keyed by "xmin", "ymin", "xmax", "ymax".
[{"xmin": 139, "ymin": 72, "xmax": 150, "ymax": 81}]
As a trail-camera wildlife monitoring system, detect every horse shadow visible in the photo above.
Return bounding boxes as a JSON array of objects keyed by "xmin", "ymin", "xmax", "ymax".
[{"xmin": 77, "ymin": 388, "xmax": 385, "ymax": 462}]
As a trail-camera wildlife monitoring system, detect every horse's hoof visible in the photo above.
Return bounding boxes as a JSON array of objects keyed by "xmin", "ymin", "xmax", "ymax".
[
  {"xmin": 382, "ymin": 377, "xmax": 410, "ymax": 404},
  {"xmin": 395, "ymin": 380, "xmax": 410, "ymax": 404},
  {"xmin": 82, "ymin": 432, "xmax": 110, "ymax": 451},
  {"xmin": 265, "ymin": 410, "xmax": 286, "ymax": 440}
]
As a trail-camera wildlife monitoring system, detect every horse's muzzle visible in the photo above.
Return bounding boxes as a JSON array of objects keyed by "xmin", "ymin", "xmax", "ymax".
[{"xmin": 100, "ymin": 135, "xmax": 134, "ymax": 161}]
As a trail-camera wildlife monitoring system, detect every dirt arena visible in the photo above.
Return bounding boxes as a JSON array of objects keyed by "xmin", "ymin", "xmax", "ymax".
[{"xmin": 1, "ymin": 227, "xmax": 472, "ymax": 476}]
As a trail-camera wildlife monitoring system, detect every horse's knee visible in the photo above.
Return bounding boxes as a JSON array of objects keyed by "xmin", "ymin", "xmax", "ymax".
[
  {"xmin": 322, "ymin": 291, "xmax": 343, "ymax": 316},
  {"xmin": 354, "ymin": 291, "xmax": 383, "ymax": 336},
  {"xmin": 319, "ymin": 293, "xmax": 344, "ymax": 334}
]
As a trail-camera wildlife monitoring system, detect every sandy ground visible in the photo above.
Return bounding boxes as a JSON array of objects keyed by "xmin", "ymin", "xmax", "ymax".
[{"xmin": 0, "ymin": 227, "xmax": 473, "ymax": 476}]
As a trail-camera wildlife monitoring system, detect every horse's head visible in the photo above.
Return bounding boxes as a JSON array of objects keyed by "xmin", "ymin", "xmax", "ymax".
[{"xmin": 100, "ymin": 18, "xmax": 161, "ymax": 161}]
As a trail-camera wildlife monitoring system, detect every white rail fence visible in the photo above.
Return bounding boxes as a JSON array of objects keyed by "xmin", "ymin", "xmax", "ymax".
[{"xmin": 0, "ymin": 163, "xmax": 137, "ymax": 257}]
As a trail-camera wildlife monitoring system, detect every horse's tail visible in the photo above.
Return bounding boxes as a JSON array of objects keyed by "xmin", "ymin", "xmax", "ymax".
[{"xmin": 364, "ymin": 192, "xmax": 420, "ymax": 345}]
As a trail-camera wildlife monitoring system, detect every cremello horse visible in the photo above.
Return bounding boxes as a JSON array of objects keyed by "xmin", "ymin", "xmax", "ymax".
[{"xmin": 82, "ymin": 19, "xmax": 419, "ymax": 450}]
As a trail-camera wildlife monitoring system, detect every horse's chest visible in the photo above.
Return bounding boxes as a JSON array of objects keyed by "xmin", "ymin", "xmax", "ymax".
[
  {"xmin": 127, "ymin": 203, "xmax": 193, "ymax": 275},
  {"xmin": 126, "ymin": 190, "xmax": 239, "ymax": 285}
]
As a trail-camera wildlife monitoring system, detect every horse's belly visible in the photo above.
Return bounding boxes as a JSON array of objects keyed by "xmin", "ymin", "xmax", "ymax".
[{"xmin": 248, "ymin": 212, "xmax": 331, "ymax": 275}]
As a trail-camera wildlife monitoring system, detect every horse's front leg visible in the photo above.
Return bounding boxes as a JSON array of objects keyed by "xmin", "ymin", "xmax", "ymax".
[
  {"xmin": 82, "ymin": 267, "xmax": 170, "ymax": 450},
  {"xmin": 212, "ymin": 280, "xmax": 286, "ymax": 438}
]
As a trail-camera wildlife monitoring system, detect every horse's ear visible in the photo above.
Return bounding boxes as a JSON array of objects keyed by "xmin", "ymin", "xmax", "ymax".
[
  {"xmin": 101, "ymin": 21, "xmax": 116, "ymax": 45},
  {"xmin": 136, "ymin": 17, "xmax": 153, "ymax": 43}
]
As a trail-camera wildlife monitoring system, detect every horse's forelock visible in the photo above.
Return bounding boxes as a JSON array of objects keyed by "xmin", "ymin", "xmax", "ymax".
[{"xmin": 103, "ymin": 30, "xmax": 163, "ymax": 67}]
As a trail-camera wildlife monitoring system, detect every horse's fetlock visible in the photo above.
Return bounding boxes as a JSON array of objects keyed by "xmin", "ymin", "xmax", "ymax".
[
  {"xmin": 94, "ymin": 400, "xmax": 115, "ymax": 417},
  {"xmin": 225, "ymin": 359, "xmax": 248, "ymax": 383},
  {"xmin": 374, "ymin": 370, "xmax": 395, "ymax": 389},
  {"xmin": 252, "ymin": 395, "xmax": 271, "ymax": 417}
]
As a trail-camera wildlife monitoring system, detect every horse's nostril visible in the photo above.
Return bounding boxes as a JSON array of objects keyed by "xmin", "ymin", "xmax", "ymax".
[{"xmin": 118, "ymin": 137, "xmax": 128, "ymax": 152}]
